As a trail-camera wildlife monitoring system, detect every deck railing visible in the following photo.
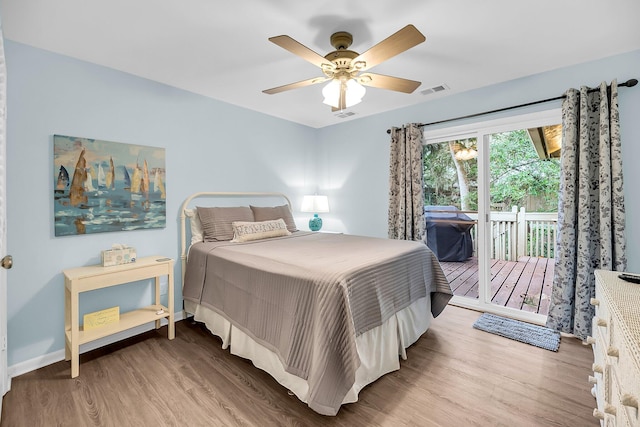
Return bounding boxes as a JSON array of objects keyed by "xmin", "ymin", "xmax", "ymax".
[{"xmin": 464, "ymin": 207, "xmax": 557, "ymax": 261}]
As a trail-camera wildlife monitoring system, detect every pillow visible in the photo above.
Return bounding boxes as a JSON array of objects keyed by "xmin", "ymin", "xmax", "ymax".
[
  {"xmin": 250, "ymin": 204, "xmax": 298, "ymax": 232},
  {"xmin": 184, "ymin": 208, "xmax": 203, "ymax": 245},
  {"xmin": 197, "ymin": 206, "xmax": 254, "ymax": 241},
  {"xmin": 231, "ymin": 218, "xmax": 291, "ymax": 243}
]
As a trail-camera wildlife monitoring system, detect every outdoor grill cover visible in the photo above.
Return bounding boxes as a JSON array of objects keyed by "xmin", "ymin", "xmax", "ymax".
[{"xmin": 424, "ymin": 206, "xmax": 474, "ymax": 262}]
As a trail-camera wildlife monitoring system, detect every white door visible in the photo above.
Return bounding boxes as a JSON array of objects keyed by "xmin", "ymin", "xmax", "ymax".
[{"xmin": 0, "ymin": 19, "xmax": 11, "ymax": 418}]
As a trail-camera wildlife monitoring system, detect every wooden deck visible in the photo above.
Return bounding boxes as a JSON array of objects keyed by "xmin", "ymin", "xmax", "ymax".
[{"xmin": 440, "ymin": 256, "xmax": 554, "ymax": 316}]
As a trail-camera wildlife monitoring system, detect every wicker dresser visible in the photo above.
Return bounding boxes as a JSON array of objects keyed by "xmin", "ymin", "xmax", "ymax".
[{"xmin": 589, "ymin": 270, "xmax": 640, "ymax": 426}]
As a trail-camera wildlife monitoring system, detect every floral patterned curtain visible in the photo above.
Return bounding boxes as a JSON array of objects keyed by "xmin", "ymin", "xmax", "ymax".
[
  {"xmin": 546, "ymin": 81, "xmax": 626, "ymax": 340},
  {"xmin": 388, "ymin": 123, "xmax": 426, "ymax": 242}
]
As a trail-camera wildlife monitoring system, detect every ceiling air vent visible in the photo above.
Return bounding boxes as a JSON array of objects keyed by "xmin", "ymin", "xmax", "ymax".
[
  {"xmin": 421, "ymin": 84, "xmax": 450, "ymax": 96},
  {"xmin": 334, "ymin": 111, "xmax": 356, "ymax": 119}
]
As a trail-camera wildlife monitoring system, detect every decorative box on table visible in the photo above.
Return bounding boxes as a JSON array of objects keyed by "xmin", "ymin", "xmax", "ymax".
[{"xmin": 101, "ymin": 244, "xmax": 136, "ymax": 267}]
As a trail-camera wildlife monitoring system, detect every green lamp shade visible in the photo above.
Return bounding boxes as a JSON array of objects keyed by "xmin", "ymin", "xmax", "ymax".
[{"xmin": 308, "ymin": 214, "xmax": 323, "ymax": 231}]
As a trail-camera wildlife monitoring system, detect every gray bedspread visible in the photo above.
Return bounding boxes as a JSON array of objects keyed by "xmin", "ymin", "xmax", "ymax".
[{"xmin": 183, "ymin": 231, "xmax": 452, "ymax": 415}]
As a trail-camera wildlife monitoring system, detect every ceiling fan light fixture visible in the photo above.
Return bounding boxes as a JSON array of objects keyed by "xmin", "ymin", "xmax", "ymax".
[
  {"xmin": 346, "ymin": 79, "xmax": 366, "ymax": 105},
  {"xmin": 322, "ymin": 79, "xmax": 366, "ymax": 109},
  {"xmin": 321, "ymin": 80, "xmax": 340, "ymax": 107}
]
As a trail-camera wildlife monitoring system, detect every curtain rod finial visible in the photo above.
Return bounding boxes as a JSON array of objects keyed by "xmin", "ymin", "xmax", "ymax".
[{"xmin": 624, "ymin": 78, "xmax": 638, "ymax": 87}]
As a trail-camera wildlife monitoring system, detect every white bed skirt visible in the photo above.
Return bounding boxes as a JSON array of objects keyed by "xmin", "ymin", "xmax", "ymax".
[{"xmin": 184, "ymin": 294, "xmax": 432, "ymax": 407}]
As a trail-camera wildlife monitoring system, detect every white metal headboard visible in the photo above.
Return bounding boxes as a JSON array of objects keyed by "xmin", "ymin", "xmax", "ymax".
[{"xmin": 179, "ymin": 191, "xmax": 292, "ymax": 287}]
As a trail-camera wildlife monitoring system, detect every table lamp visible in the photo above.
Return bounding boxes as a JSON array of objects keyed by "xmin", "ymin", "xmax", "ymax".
[{"xmin": 301, "ymin": 195, "xmax": 330, "ymax": 231}]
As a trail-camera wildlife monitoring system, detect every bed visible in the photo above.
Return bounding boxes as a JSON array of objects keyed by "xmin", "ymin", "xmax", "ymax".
[{"xmin": 180, "ymin": 192, "xmax": 452, "ymax": 416}]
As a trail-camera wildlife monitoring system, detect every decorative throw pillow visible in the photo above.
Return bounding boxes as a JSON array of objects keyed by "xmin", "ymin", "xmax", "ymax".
[
  {"xmin": 231, "ymin": 218, "xmax": 291, "ymax": 243},
  {"xmin": 197, "ymin": 206, "xmax": 255, "ymax": 241},
  {"xmin": 250, "ymin": 204, "xmax": 298, "ymax": 232},
  {"xmin": 184, "ymin": 208, "xmax": 203, "ymax": 245}
]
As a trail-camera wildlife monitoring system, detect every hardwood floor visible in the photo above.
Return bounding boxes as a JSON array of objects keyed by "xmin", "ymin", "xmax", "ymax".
[{"xmin": 1, "ymin": 306, "xmax": 597, "ymax": 427}]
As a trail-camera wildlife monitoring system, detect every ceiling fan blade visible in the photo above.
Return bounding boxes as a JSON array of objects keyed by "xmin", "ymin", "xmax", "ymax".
[
  {"xmin": 263, "ymin": 76, "xmax": 329, "ymax": 94},
  {"xmin": 269, "ymin": 35, "xmax": 335, "ymax": 71},
  {"xmin": 357, "ymin": 73, "xmax": 421, "ymax": 93},
  {"xmin": 351, "ymin": 25, "xmax": 426, "ymax": 72}
]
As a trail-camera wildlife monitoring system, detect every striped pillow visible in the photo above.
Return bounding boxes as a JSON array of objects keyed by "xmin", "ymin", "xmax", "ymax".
[
  {"xmin": 196, "ymin": 206, "xmax": 254, "ymax": 241},
  {"xmin": 250, "ymin": 204, "xmax": 298, "ymax": 232}
]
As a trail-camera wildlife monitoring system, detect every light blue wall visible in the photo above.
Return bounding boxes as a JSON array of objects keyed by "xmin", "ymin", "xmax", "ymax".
[
  {"xmin": 5, "ymin": 41, "xmax": 318, "ymax": 366},
  {"xmin": 316, "ymin": 49, "xmax": 640, "ymax": 272},
  {"xmin": 5, "ymin": 39, "xmax": 640, "ymax": 370}
]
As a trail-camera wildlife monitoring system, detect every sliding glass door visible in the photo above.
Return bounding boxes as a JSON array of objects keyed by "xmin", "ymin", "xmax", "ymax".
[
  {"xmin": 423, "ymin": 136, "xmax": 479, "ymax": 303},
  {"xmin": 423, "ymin": 110, "xmax": 561, "ymax": 324}
]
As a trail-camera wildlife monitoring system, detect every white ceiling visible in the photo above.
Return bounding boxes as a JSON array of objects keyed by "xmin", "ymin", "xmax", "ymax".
[{"xmin": 1, "ymin": 0, "xmax": 639, "ymax": 128}]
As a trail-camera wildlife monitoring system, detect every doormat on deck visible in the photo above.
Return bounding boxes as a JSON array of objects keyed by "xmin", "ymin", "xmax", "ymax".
[{"xmin": 472, "ymin": 313, "xmax": 560, "ymax": 352}]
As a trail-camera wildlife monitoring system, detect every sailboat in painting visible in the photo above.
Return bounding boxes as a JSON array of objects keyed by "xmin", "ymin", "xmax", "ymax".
[
  {"xmin": 130, "ymin": 160, "xmax": 142, "ymax": 194},
  {"xmin": 69, "ymin": 149, "xmax": 87, "ymax": 206},
  {"xmin": 122, "ymin": 165, "xmax": 131, "ymax": 190},
  {"xmin": 154, "ymin": 168, "xmax": 166, "ymax": 199},
  {"xmin": 56, "ymin": 165, "xmax": 69, "ymax": 193},
  {"xmin": 84, "ymin": 169, "xmax": 96, "ymax": 192},
  {"xmin": 140, "ymin": 159, "xmax": 149, "ymax": 195},
  {"xmin": 105, "ymin": 157, "xmax": 115, "ymax": 190},
  {"xmin": 97, "ymin": 164, "xmax": 106, "ymax": 189}
]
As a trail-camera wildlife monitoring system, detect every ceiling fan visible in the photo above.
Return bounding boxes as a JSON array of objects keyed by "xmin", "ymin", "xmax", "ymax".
[{"xmin": 263, "ymin": 25, "xmax": 426, "ymax": 111}]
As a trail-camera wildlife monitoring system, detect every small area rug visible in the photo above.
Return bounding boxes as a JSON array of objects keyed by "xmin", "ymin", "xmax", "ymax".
[{"xmin": 472, "ymin": 313, "xmax": 561, "ymax": 352}]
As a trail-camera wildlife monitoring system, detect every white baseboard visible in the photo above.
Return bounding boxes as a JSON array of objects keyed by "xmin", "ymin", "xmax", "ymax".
[{"xmin": 8, "ymin": 311, "xmax": 185, "ymax": 380}]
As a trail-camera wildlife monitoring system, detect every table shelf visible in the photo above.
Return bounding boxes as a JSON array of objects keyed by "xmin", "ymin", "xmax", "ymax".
[{"xmin": 65, "ymin": 304, "xmax": 170, "ymax": 345}]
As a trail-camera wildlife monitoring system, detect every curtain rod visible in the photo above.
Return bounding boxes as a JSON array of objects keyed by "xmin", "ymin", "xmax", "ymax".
[{"xmin": 385, "ymin": 78, "xmax": 638, "ymax": 134}]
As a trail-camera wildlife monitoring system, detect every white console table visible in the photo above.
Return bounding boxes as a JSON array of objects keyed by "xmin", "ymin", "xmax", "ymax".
[{"xmin": 63, "ymin": 256, "xmax": 175, "ymax": 378}]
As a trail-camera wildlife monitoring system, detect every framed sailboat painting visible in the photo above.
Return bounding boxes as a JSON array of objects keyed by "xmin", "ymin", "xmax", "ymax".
[{"xmin": 53, "ymin": 134, "xmax": 166, "ymax": 236}]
